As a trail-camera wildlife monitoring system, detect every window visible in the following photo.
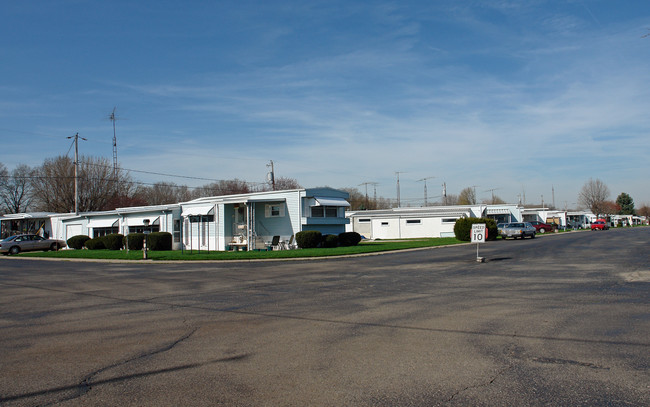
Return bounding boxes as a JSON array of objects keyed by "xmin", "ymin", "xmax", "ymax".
[
  {"xmin": 128, "ymin": 225, "xmax": 160, "ymax": 234},
  {"xmin": 93, "ymin": 227, "xmax": 118, "ymax": 238},
  {"xmin": 173, "ymin": 219, "xmax": 181, "ymax": 243},
  {"xmin": 358, "ymin": 218, "xmax": 370, "ymax": 223},
  {"xmin": 265, "ymin": 204, "xmax": 285, "ymax": 218},
  {"xmin": 381, "ymin": 222, "xmax": 389, "ymax": 226},
  {"xmin": 406, "ymin": 219, "xmax": 421, "ymax": 224},
  {"xmin": 190, "ymin": 215, "xmax": 214, "ymax": 223},
  {"xmin": 442, "ymin": 218, "xmax": 457, "ymax": 223},
  {"xmin": 311, "ymin": 206, "xmax": 339, "ymax": 218}
]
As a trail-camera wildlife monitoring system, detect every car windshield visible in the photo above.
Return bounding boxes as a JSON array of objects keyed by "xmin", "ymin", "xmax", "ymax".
[{"xmin": 1, "ymin": 236, "xmax": 18, "ymax": 242}]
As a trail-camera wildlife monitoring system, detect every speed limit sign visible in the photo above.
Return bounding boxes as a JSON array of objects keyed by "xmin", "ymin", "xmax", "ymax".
[{"xmin": 471, "ymin": 224, "xmax": 486, "ymax": 243}]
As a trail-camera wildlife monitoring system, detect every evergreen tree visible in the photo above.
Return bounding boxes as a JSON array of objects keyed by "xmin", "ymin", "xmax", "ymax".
[{"xmin": 615, "ymin": 192, "xmax": 635, "ymax": 215}]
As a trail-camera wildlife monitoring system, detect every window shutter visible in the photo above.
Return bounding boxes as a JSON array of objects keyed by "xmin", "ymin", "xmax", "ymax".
[{"xmin": 265, "ymin": 205, "xmax": 271, "ymax": 217}]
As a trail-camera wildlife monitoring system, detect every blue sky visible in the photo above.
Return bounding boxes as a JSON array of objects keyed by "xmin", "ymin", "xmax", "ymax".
[{"xmin": 2, "ymin": 0, "xmax": 649, "ymax": 208}]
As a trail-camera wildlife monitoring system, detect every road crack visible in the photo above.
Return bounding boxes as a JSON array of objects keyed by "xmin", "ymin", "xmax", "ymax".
[
  {"xmin": 44, "ymin": 328, "xmax": 198, "ymax": 406},
  {"xmin": 446, "ymin": 366, "xmax": 512, "ymax": 403}
]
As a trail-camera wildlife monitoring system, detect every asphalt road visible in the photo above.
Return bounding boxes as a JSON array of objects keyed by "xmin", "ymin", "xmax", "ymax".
[{"xmin": 0, "ymin": 228, "xmax": 648, "ymax": 406}]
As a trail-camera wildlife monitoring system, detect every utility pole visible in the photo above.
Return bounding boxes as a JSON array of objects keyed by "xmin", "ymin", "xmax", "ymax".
[
  {"xmin": 67, "ymin": 133, "xmax": 86, "ymax": 214},
  {"xmin": 371, "ymin": 182, "xmax": 378, "ymax": 205},
  {"xmin": 552, "ymin": 185, "xmax": 555, "ymax": 209},
  {"xmin": 484, "ymin": 188, "xmax": 499, "ymax": 204},
  {"xmin": 442, "ymin": 182, "xmax": 447, "ymax": 205},
  {"xmin": 359, "ymin": 182, "xmax": 371, "ymax": 209},
  {"xmin": 417, "ymin": 176, "xmax": 435, "ymax": 207},
  {"xmin": 266, "ymin": 160, "xmax": 275, "ymax": 190},
  {"xmin": 395, "ymin": 172, "xmax": 405, "ymax": 208}
]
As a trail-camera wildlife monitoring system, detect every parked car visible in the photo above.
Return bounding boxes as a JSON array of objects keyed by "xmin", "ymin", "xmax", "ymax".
[
  {"xmin": 0, "ymin": 234, "xmax": 66, "ymax": 255},
  {"xmin": 499, "ymin": 222, "xmax": 536, "ymax": 239},
  {"xmin": 590, "ymin": 220, "xmax": 609, "ymax": 231},
  {"xmin": 528, "ymin": 220, "xmax": 555, "ymax": 233}
]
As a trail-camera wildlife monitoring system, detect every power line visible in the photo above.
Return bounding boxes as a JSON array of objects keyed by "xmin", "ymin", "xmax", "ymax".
[{"xmin": 80, "ymin": 161, "xmax": 268, "ymax": 186}]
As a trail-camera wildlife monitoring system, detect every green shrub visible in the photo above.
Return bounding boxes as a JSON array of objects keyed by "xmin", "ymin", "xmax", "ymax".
[
  {"xmin": 67, "ymin": 235, "xmax": 90, "ymax": 250},
  {"xmin": 124, "ymin": 233, "xmax": 146, "ymax": 250},
  {"xmin": 453, "ymin": 217, "xmax": 498, "ymax": 242},
  {"xmin": 103, "ymin": 233, "xmax": 124, "ymax": 250},
  {"xmin": 296, "ymin": 230, "xmax": 323, "ymax": 248},
  {"xmin": 148, "ymin": 232, "xmax": 172, "ymax": 251},
  {"xmin": 84, "ymin": 237, "xmax": 106, "ymax": 250},
  {"xmin": 338, "ymin": 232, "xmax": 361, "ymax": 247},
  {"xmin": 323, "ymin": 234, "xmax": 339, "ymax": 248}
]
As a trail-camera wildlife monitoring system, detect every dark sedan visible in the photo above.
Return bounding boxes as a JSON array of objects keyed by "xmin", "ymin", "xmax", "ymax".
[
  {"xmin": 0, "ymin": 234, "xmax": 66, "ymax": 255},
  {"xmin": 528, "ymin": 220, "xmax": 555, "ymax": 233}
]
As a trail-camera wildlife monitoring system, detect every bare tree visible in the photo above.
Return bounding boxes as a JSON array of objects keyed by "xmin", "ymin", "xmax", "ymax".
[
  {"xmin": 0, "ymin": 164, "xmax": 34, "ymax": 213},
  {"xmin": 272, "ymin": 177, "xmax": 302, "ymax": 191},
  {"xmin": 637, "ymin": 204, "xmax": 650, "ymax": 219},
  {"xmin": 0, "ymin": 163, "xmax": 7, "ymax": 214},
  {"xmin": 482, "ymin": 195, "xmax": 506, "ymax": 205},
  {"xmin": 31, "ymin": 155, "xmax": 134, "ymax": 213},
  {"xmin": 196, "ymin": 179, "xmax": 251, "ymax": 198},
  {"xmin": 601, "ymin": 201, "xmax": 620, "ymax": 216},
  {"xmin": 341, "ymin": 187, "xmax": 367, "ymax": 210},
  {"xmin": 458, "ymin": 187, "xmax": 477, "ymax": 205},
  {"xmin": 578, "ymin": 178, "xmax": 610, "ymax": 216}
]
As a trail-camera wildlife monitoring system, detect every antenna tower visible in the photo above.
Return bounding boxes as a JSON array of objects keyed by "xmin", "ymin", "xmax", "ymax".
[
  {"xmin": 417, "ymin": 176, "xmax": 435, "ymax": 206},
  {"xmin": 109, "ymin": 107, "xmax": 118, "ymax": 182}
]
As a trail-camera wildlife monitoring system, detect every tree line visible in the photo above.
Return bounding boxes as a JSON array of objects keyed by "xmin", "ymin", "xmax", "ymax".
[
  {"xmin": 0, "ymin": 156, "xmax": 301, "ymax": 214},
  {"xmin": 1, "ymin": 159, "xmax": 648, "ymax": 218}
]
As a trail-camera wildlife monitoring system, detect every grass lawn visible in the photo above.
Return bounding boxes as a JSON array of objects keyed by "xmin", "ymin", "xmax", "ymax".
[{"xmin": 16, "ymin": 237, "xmax": 464, "ymax": 261}]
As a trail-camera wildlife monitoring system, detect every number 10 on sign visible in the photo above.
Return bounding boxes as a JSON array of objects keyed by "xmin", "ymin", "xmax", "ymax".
[
  {"xmin": 471, "ymin": 224, "xmax": 486, "ymax": 243},
  {"xmin": 471, "ymin": 224, "xmax": 486, "ymax": 261}
]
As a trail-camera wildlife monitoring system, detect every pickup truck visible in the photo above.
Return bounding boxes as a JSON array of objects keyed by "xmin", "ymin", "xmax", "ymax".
[{"xmin": 498, "ymin": 222, "xmax": 536, "ymax": 239}]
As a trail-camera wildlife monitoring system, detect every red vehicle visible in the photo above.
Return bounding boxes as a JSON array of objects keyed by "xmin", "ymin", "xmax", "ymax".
[
  {"xmin": 528, "ymin": 220, "xmax": 555, "ymax": 233},
  {"xmin": 591, "ymin": 220, "xmax": 609, "ymax": 231}
]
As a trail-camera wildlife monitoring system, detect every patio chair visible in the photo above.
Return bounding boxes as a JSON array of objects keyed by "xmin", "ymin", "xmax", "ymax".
[
  {"xmin": 270, "ymin": 235, "xmax": 281, "ymax": 251},
  {"xmin": 286, "ymin": 234, "xmax": 297, "ymax": 249}
]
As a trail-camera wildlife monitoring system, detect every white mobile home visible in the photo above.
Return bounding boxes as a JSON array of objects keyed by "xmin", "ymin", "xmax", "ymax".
[
  {"xmin": 17, "ymin": 187, "xmax": 350, "ymax": 251},
  {"xmin": 179, "ymin": 187, "xmax": 350, "ymax": 251},
  {"xmin": 346, "ymin": 204, "xmax": 522, "ymax": 239}
]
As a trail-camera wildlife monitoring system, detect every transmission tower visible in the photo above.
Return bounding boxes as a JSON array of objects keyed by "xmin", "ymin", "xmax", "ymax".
[
  {"xmin": 417, "ymin": 176, "xmax": 435, "ymax": 206},
  {"xmin": 359, "ymin": 182, "xmax": 372, "ymax": 208},
  {"xmin": 109, "ymin": 107, "xmax": 118, "ymax": 182}
]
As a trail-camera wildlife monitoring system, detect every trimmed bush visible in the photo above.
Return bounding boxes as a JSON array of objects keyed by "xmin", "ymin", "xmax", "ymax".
[
  {"xmin": 453, "ymin": 217, "xmax": 498, "ymax": 242},
  {"xmin": 67, "ymin": 235, "xmax": 90, "ymax": 250},
  {"xmin": 148, "ymin": 232, "xmax": 172, "ymax": 251},
  {"xmin": 103, "ymin": 233, "xmax": 124, "ymax": 250},
  {"xmin": 338, "ymin": 232, "xmax": 361, "ymax": 247},
  {"xmin": 296, "ymin": 230, "xmax": 323, "ymax": 248},
  {"xmin": 84, "ymin": 237, "xmax": 106, "ymax": 250},
  {"xmin": 124, "ymin": 233, "xmax": 146, "ymax": 250},
  {"xmin": 323, "ymin": 234, "xmax": 339, "ymax": 248}
]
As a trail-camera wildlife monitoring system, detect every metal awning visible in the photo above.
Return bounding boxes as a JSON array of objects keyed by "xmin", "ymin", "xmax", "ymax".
[
  {"xmin": 313, "ymin": 197, "xmax": 350, "ymax": 207},
  {"xmin": 124, "ymin": 216, "xmax": 160, "ymax": 226},
  {"xmin": 181, "ymin": 205, "xmax": 215, "ymax": 217},
  {"xmin": 87, "ymin": 218, "xmax": 119, "ymax": 228},
  {"xmin": 486, "ymin": 208, "xmax": 511, "ymax": 215}
]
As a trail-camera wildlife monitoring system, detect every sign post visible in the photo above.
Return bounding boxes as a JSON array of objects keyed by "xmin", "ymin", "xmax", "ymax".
[{"xmin": 471, "ymin": 223, "xmax": 486, "ymax": 262}]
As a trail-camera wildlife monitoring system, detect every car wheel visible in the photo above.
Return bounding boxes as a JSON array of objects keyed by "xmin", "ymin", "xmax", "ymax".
[
  {"xmin": 9, "ymin": 246, "xmax": 20, "ymax": 255},
  {"xmin": 531, "ymin": 234, "xmax": 535, "ymax": 239},
  {"xmin": 539, "ymin": 228, "xmax": 546, "ymax": 233},
  {"xmin": 49, "ymin": 243, "xmax": 59, "ymax": 251}
]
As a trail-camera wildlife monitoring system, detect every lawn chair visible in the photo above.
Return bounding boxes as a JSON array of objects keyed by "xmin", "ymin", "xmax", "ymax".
[
  {"xmin": 270, "ymin": 235, "xmax": 281, "ymax": 251},
  {"xmin": 286, "ymin": 234, "xmax": 297, "ymax": 249}
]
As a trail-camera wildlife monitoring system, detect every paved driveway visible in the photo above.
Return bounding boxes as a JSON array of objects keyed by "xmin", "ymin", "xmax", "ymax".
[{"xmin": 1, "ymin": 228, "xmax": 648, "ymax": 406}]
